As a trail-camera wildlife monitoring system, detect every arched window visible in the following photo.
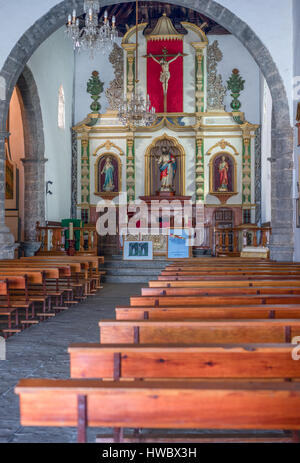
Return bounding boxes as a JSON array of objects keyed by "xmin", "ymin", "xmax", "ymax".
[{"xmin": 58, "ymin": 85, "xmax": 65, "ymax": 130}]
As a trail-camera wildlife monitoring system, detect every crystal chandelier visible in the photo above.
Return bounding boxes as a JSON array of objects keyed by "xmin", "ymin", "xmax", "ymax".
[
  {"xmin": 118, "ymin": 91, "xmax": 156, "ymax": 127},
  {"xmin": 118, "ymin": 0, "xmax": 156, "ymax": 127},
  {"xmin": 66, "ymin": 0, "xmax": 117, "ymax": 54}
]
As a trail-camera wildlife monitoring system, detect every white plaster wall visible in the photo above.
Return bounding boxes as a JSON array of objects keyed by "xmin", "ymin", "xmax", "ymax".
[
  {"xmin": 0, "ymin": 0, "xmax": 293, "ymax": 120},
  {"xmin": 209, "ymin": 34, "xmax": 260, "ymax": 124},
  {"xmin": 216, "ymin": 0, "xmax": 293, "ymax": 121},
  {"xmin": 74, "ymin": 37, "xmax": 123, "ymax": 123},
  {"xmin": 27, "ymin": 26, "xmax": 74, "ymax": 221}
]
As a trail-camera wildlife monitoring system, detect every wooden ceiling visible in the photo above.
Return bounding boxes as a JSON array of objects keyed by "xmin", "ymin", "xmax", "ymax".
[{"xmin": 79, "ymin": 2, "xmax": 231, "ymax": 36}]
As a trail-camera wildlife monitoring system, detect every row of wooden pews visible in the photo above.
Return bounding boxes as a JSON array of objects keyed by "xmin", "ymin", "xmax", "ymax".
[
  {"xmin": 0, "ymin": 255, "xmax": 104, "ymax": 338},
  {"xmin": 16, "ymin": 257, "xmax": 300, "ymax": 443}
]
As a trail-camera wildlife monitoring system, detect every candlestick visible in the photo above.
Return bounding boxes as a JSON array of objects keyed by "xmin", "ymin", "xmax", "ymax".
[{"xmin": 69, "ymin": 222, "xmax": 74, "ymax": 240}]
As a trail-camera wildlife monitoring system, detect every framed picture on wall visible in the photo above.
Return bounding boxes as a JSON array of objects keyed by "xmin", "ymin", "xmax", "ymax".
[
  {"xmin": 123, "ymin": 241, "xmax": 153, "ymax": 261},
  {"xmin": 297, "ymin": 199, "xmax": 300, "ymax": 228}
]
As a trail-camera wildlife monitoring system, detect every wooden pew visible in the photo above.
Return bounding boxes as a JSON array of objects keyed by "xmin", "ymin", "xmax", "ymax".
[
  {"xmin": 15, "ymin": 379, "xmax": 300, "ymax": 443},
  {"xmin": 0, "ymin": 262, "xmax": 76, "ymax": 298},
  {"xmin": 158, "ymin": 275, "xmax": 300, "ymax": 281},
  {"xmin": 150, "ymin": 279, "xmax": 300, "ymax": 288},
  {"xmin": 130, "ymin": 294, "xmax": 300, "ymax": 307},
  {"xmin": 0, "ymin": 269, "xmax": 56, "ymax": 314},
  {"xmin": 20, "ymin": 257, "xmax": 99, "ymax": 296},
  {"xmin": 99, "ymin": 319, "xmax": 300, "ymax": 344},
  {"xmin": 162, "ymin": 263, "xmax": 300, "ymax": 270},
  {"xmin": 161, "ymin": 270, "xmax": 300, "ymax": 277},
  {"xmin": 0, "ymin": 279, "xmax": 21, "ymax": 334},
  {"xmin": 68, "ymin": 343, "xmax": 300, "ymax": 380},
  {"xmin": 115, "ymin": 305, "xmax": 300, "ymax": 321},
  {"xmin": 141, "ymin": 287, "xmax": 300, "ymax": 296}
]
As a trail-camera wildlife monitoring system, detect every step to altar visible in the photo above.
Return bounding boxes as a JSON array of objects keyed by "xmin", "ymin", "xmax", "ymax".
[{"xmin": 101, "ymin": 257, "xmax": 168, "ymax": 283}]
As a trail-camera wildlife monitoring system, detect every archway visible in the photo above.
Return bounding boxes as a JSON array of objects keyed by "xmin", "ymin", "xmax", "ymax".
[
  {"xmin": 17, "ymin": 65, "xmax": 46, "ymax": 255},
  {"xmin": 4, "ymin": 66, "xmax": 45, "ymax": 256},
  {"xmin": 0, "ymin": 0, "xmax": 294, "ymax": 260}
]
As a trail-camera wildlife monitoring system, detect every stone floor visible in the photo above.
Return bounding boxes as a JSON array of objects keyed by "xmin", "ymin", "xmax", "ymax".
[{"xmin": 0, "ymin": 283, "xmax": 143, "ymax": 443}]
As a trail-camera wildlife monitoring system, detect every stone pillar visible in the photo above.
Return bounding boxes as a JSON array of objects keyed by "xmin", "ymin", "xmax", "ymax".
[
  {"xmin": 21, "ymin": 157, "xmax": 46, "ymax": 256},
  {"xmin": 269, "ymin": 124, "xmax": 294, "ymax": 261},
  {"xmin": 0, "ymin": 132, "xmax": 19, "ymax": 258}
]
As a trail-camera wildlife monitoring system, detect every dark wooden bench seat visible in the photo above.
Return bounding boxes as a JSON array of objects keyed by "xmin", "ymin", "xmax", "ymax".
[
  {"xmin": 115, "ymin": 305, "xmax": 300, "ymax": 321},
  {"xmin": 99, "ymin": 319, "xmax": 300, "ymax": 344},
  {"xmin": 151, "ymin": 279, "xmax": 300, "ymax": 287},
  {"xmin": 158, "ymin": 275, "xmax": 300, "ymax": 281},
  {"xmin": 141, "ymin": 287, "xmax": 300, "ymax": 297},
  {"xmin": 161, "ymin": 270, "xmax": 300, "ymax": 277},
  {"xmin": 68, "ymin": 343, "xmax": 300, "ymax": 380},
  {"xmin": 15, "ymin": 379, "xmax": 300, "ymax": 443},
  {"xmin": 130, "ymin": 294, "xmax": 300, "ymax": 307}
]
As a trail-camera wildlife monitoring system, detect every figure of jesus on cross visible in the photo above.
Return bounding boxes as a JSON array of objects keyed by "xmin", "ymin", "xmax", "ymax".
[{"xmin": 145, "ymin": 48, "xmax": 186, "ymax": 112}]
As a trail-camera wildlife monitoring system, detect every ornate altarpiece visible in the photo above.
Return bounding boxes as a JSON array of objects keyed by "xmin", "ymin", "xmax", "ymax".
[{"xmin": 73, "ymin": 14, "xmax": 259, "ymax": 255}]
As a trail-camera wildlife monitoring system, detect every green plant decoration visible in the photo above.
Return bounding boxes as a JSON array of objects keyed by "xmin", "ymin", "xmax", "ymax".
[
  {"xmin": 227, "ymin": 68, "xmax": 245, "ymax": 112},
  {"xmin": 87, "ymin": 70, "xmax": 104, "ymax": 113}
]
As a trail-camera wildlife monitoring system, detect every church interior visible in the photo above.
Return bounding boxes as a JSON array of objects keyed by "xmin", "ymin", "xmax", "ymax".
[{"xmin": 0, "ymin": 0, "xmax": 300, "ymax": 446}]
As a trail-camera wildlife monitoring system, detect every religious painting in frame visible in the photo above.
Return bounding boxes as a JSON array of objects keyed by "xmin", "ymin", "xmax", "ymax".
[
  {"xmin": 94, "ymin": 152, "xmax": 122, "ymax": 200},
  {"xmin": 123, "ymin": 241, "xmax": 153, "ymax": 261},
  {"xmin": 167, "ymin": 228, "xmax": 191, "ymax": 260},
  {"xmin": 209, "ymin": 152, "xmax": 237, "ymax": 204}
]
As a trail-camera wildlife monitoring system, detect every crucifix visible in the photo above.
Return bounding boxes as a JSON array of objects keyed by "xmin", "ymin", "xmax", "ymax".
[{"xmin": 144, "ymin": 47, "xmax": 187, "ymax": 112}]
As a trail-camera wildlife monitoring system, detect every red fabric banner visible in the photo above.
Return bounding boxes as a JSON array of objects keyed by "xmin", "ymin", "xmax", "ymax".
[{"xmin": 147, "ymin": 39, "xmax": 183, "ymax": 113}]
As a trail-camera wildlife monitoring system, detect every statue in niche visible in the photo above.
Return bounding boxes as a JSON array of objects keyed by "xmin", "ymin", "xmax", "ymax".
[
  {"xmin": 218, "ymin": 155, "xmax": 229, "ymax": 191},
  {"xmin": 101, "ymin": 156, "xmax": 115, "ymax": 192},
  {"xmin": 156, "ymin": 146, "xmax": 177, "ymax": 192}
]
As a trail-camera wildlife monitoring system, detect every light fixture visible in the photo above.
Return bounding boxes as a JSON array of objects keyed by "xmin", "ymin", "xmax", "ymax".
[
  {"xmin": 118, "ymin": 0, "xmax": 156, "ymax": 127},
  {"xmin": 66, "ymin": 0, "xmax": 118, "ymax": 55}
]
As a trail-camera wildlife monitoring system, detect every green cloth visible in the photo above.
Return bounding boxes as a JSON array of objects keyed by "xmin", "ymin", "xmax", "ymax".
[{"xmin": 62, "ymin": 219, "xmax": 82, "ymax": 251}]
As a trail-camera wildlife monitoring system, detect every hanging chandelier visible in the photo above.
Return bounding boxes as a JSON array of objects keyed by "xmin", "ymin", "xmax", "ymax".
[
  {"xmin": 118, "ymin": 0, "xmax": 156, "ymax": 127},
  {"xmin": 66, "ymin": 0, "xmax": 118, "ymax": 54}
]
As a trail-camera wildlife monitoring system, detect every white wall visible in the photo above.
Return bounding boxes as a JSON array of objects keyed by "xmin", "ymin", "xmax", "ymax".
[
  {"xmin": 216, "ymin": 0, "xmax": 293, "ymax": 121},
  {"xmin": 74, "ymin": 38, "xmax": 122, "ymax": 124},
  {"xmin": 209, "ymin": 34, "xmax": 260, "ymax": 124},
  {"xmin": 27, "ymin": 26, "xmax": 74, "ymax": 221}
]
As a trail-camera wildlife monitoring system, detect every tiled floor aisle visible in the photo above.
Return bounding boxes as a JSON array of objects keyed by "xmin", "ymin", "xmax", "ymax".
[{"xmin": 0, "ymin": 283, "xmax": 143, "ymax": 443}]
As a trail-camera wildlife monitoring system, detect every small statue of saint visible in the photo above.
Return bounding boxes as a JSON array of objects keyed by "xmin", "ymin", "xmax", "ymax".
[
  {"xmin": 156, "ymin": 146, "xmax": 177, "ymax": 192},
  {"xmin": 101, "ymin": 156, "xmax": 115, "ymax": 192},
  {"xmin": 218, "ymin": 155, "xmax": 229, "ymax": 192}
]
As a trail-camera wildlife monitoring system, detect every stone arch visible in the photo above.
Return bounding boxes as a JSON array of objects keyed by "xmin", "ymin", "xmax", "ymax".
[
  {"xmin": 16, "ymin": 66, "xmax": 46, "ymax": 254},
  {"xmin": 0, "ymin": 0, "xmax": 294, "ymax": 260}
]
